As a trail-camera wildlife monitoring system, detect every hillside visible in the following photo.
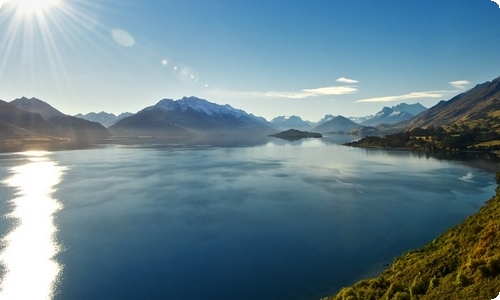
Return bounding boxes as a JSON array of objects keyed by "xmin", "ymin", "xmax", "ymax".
[
  {"xmin": 409, "ymin": 77, "xmax": 500, "ymax": 130},
  {"xmin": 323, "ymin": 173, "xmax": 500, "ymax": 300},
  {"xmin": 0, "ymin": 100, "xmax": 54, "ymax": 135}
]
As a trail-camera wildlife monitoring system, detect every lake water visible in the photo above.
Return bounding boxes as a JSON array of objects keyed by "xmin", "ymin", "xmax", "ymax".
[{"xmin": 0, "ymin": 138, "xmax": 498, "ymax": 300}]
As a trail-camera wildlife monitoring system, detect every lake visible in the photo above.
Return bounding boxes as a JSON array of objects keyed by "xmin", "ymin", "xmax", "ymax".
[{"xmin": 0, "ymin": 138, "xmax": 498, "ymax": 300}]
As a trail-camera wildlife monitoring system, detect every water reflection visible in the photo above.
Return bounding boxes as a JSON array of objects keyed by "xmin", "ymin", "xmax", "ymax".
[{"xmin": 0, "ymin": 151, "xmax": 66, "ymax": 299}]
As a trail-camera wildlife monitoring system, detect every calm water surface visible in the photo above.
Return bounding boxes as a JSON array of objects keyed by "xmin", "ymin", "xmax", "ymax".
[{"xmin": 0, "ymin": 139, "xmax": 498, "ymax": 300}]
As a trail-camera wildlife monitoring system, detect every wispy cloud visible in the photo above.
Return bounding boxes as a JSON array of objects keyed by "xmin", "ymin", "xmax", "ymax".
[
  {"xmin": 355, "ymin": 90, "xmax": 447, "ymax": 103},
  {"xmin": 449, "ymin": 80, "xmax": 470, "ymax": 89},
  {"xmin": 336, "ymin": 77, "xmax": 359, "ymax": 84},
  {"xmin": 253, "ymin": 85, "xmax": 358, "ymax": 99}
]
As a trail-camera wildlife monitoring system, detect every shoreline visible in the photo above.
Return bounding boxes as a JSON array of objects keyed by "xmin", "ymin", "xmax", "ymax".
[{"xmin": 322, "ymin": 172, "xmax": 500, "ymax": 300}]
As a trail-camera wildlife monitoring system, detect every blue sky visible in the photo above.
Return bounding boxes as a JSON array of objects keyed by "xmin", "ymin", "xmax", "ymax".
[{"xmin": 0, "ymin": 0, "xmax": 499, "ymax": 121}]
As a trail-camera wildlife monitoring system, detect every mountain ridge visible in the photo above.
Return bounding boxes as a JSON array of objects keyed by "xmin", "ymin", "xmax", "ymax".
[{"xmin": 109, "ymin": 96, "xmax": 277, "ymax": 143}]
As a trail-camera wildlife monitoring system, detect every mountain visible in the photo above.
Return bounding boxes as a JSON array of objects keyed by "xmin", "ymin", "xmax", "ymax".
[
  {"xmin": 109, "ymin": 97, "xmax": 276, "ymax": 141},
  {"xmin": 9, "ymin": 97, "xmax": 111, "ymax": 142},
  {"xmin": 346, "ymin": 76, "xmax": 500, "ymax": 151},
  {"xmin": 0, "ymin": 100, "xmax": 54, "ymax": 136},
  {"xmin": 270, "ymin": 115, "xmax": 313, "ymax": 131},
  {"xmin": 393, "ymin": 102, "xmax": 427, "ymax": 116},
  {"xmin": 0, "ymin": 100, "xmax": 72, "ymax": 151},
  {"xmin": 408, "ymin": 77, "xmax": 500, "ymax": 129},
  {"xmin": 74, "ymin": 112, "xmax": 133, "ymax": 127},
  {"xmin": 10, "ymin": 97, "xmax": 65, "ymax": 119},
  {"xmin": 47, "ymin": 116, "xmax": 112, "ymax": 141},
  {"xmin": 316, "ymin": 114, "xmax": 335, "ymax": 126},
  {"xmin": 361, "ymin": 103, "xmax": 427, "ymax": 126},
  {"xmin": 311, "ymin": 115, "xmax": 361, "ymax": 133},
  {"xmin": 349, "ymin": 115, "xmax": 373, "ymax": 124}
]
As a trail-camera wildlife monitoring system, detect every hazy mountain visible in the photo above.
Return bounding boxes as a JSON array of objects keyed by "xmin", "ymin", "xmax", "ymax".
[
  {"xmin": 316, "ymin": 114, "xmax": 335, "ymax": 126},
  {"xmin": 270, "ymin": 115, "xmax": 313, "ymax": 131},
  {"xmin": 9, "ymin": 97, "xmax": 111, "ymax": 142},
  {"xmin": 311, "ymin": 115, "xmax": 361, "ymax": 133},
  {"xmin": 361, "ymin": 103, "xmax": 427, "ymax": 126},
  {"xmin": 0, "ymin": 100, "xmax": 54, "ymax": 136},
  {"xmin": 75, "ymin": 112, "xmax": 133, "ymax": 127},
  {"xmin": 408, "ymin": 77, "xmax": 500, "ymax": 129},
  {"xmin": 10, "ymin": 97, "xmax": 65, "ymax": 120},
  {"xmin": 109, "ymin": 96, "xmax": 276, "ymax": 140}
]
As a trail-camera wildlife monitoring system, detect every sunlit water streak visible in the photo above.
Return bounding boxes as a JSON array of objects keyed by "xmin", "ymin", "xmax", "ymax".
[{"xmin": 0, "ymin": 151, "xmax": 66, "ymax": 299}]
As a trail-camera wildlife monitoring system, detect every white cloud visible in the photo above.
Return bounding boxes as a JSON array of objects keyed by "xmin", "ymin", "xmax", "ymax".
[
  {"xmin": 254, "ymin": 85, "xmax": 358, "ymax": 99},
  {"xmin": 206, "ymin": 84, "xmax": 358, "ymax": 100},
  {"xmin": 492, "ymin": 0, "xmax": 500, "ymax": 8},
  {"xmin": 355, "ymin": 90, "xmax": 447, "ymax": 103},
  {"xmin": 336, "ymin": 77, "xmax": 359, "ymax": 84},
  {"xmin": 449, "ymin": 80, "xmax": 470, "ymax": 89}
]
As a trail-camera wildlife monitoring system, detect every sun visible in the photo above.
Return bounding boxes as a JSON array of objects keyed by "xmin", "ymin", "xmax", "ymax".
[{"xmin": 15, "ymin": 0, "xmax": 59, "ymax": 13}]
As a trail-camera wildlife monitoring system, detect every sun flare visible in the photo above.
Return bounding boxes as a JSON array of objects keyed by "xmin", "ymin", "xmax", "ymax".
[{"xmin": 3, "ymin": 0, "xmax": 59, "ymax": 13}]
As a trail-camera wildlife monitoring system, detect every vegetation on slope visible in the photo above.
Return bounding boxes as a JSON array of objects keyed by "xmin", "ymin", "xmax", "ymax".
[
  {"xmin": 323, "ymin": 173, "xmax": 500, "ymax": 300},
  {"xmin": 346, "ymin": 126, "xmax": 500, "ymax": 153}
]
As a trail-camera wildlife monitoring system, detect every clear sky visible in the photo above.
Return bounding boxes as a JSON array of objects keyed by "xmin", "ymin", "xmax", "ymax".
[{"xmin": 0, "ymin": 0, "xmax": 499, "ymax": 121}]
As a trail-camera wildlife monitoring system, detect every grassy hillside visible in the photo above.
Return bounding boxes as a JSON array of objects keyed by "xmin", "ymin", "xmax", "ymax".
[{"xmin": 323, "ymin": 172, "xmax": 500, "ymax": 300}]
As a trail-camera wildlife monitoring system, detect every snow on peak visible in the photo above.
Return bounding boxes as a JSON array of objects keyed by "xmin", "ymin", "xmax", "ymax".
[
  {"xmin": 388, "ymin": 110, "xmax": 403, "ymax": 117},
  {"xmin": 155, "ymin": 96, "xmax": 248, "ymax": 118}
]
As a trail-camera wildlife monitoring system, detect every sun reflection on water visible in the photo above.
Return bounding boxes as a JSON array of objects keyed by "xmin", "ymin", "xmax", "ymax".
[{"xmin": 0, "ymin": 151, "xmax": 66, "ymax": 299}]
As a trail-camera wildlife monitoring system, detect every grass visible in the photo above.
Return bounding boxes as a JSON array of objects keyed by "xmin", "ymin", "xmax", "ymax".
[{"xmin": 322, "ymin": 172, "xmax": 500, "ymax": 300}]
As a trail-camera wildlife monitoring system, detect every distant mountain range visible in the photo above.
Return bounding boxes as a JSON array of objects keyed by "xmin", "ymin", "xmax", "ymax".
[
  {"xmin": 74, "ymin": 112, "xmax": 133, "ymax": 127},
  {"xmin": 361, "ymin": 103, "xmax": 427, "ymax": 126},
  {"xmin": 270, "ymin": 116, "xmax": 313, "ymax": 131},
  {"xmin": 0, "ymin": 98, "xmax": 110, "ymax": 151},
  {"xmin": 269, "ymin": 103, "xmax": 426, "ymax": 132},
  {"xmin": 1, "ymin": 75, "xmax": 499, "ymax": 151}
]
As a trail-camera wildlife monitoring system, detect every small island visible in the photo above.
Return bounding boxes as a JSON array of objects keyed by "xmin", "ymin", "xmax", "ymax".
[{"xmin": 269, "ymin": 129, "xmax": 322, "ymax": 141}]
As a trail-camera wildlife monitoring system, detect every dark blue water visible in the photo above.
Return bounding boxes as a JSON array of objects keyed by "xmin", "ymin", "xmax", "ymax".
[{"xmin": 0, "ymin": 140, "xmax": 498, "ymax": 300}]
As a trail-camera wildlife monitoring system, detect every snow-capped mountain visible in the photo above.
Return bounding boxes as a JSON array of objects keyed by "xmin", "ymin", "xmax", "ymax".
[
  {"xmin": 270, "ymin": 115, "xmax": 313, "ymax": 131},
  {"xmin": 361, "ymin": 103, "xmax": 427, "ymax": 126},
  {"xmin": 153, "ymin": 97, "xmax": 247, "ymax": 118},
  {"xmin": 109, "ymin": 97, "xmax": 276, "ymax": 140},
  {"xmin": 349, "ymin": 115, "xmax": 373, "ymax": 124}
]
